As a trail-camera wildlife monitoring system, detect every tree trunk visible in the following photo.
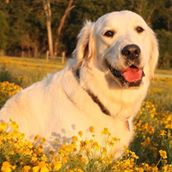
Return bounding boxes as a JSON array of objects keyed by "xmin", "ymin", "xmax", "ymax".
[
  {"xmin": 5, "ymin": 0, "xmax": 10, "ymax": 4},
  {"xmin": 43, "ymin": 0, "xmax": 54, "ymax": 58},
  {"xmin": 47, "ymin": 15, "xmax": 54, "ymax": 57},
  {"xmin": 55, "ymin": 0, "xmax": 75, "ymax": 55},
  {"xmin": 146, "ymin": 7, "xmax": 156, "ymax": 25}
]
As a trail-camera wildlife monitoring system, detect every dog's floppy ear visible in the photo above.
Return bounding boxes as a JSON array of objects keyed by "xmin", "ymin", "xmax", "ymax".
[
  {"xmin": 73, "ymin": 21, "xmax": 95, "ymax": 67},
  {"xmin": 149, "ymin": 30, "xmax": 159, "ymax": 79}
]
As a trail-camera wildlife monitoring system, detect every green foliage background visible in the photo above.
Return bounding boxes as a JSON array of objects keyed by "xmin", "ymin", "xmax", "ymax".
[{"xmin": 0, "ymin": 0, "xmax": 172, "ymax": 68}]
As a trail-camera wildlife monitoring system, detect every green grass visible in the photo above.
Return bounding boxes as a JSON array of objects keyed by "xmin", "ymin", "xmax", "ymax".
[
  {"xmin": 147, "ymin": 77, "xmax": 172, "ymax": 112},
  {"xmin": 156, "ymin": 69, "xmax": 172, "ymax": 75},
  {"xmin": 0, "ymin": 56, "xmax": 65, "ymax": 87}
]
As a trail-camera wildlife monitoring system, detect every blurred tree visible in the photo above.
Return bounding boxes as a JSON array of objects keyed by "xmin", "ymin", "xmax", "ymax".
[
  {"xmin": 0, "ymin": 0, "xmax": 171, "ymax": 68},
  {"xmin": 0, "ymin": 11, "xmax": 8, "ymax": 52},
  {"xmin": 40, "ymin": 0, "xmax": 75, "ymax": 58},
  {"xmin": 54, "ymin": 0, "xmax": 75, "ymax": 56},
  {"xmin": 157, "ymin": 30, "xmax": 172, "ymax": 68},
  {"xmin": 5, "ymin": 0, "xmax": 10, "ymax": 4},
  {"xmin": 2, "ymin": 0, "xmax": 31, "ymax": 56}
]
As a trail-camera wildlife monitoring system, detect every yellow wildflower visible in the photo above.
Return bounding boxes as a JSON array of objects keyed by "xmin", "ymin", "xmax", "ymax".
[
  {"xmin": 0, "ymin": 81, "xmax": 21, "ymax": 98},
  {"xmin": 76, "ymin": 169, "xmax": 84, "ymax": 172},
  {"xmin": 80, "ymin": 141, "xmax": 87, "ymax": 148},
  {"xmin": 159, "ymin": 150, "xmax": 167, "ymax": 159},
  {"xmin": 0, "ymin": 122, "xmax": 7, "ymax": 131},
  {"xmin": 22, "ymin": 165, "xmax": 31, "ymax": 172},
  {"xmin": 102, "ymin": 128, "xmax": 110, "ymax": 135},
  {"xmin": 1, "ymin": 161, "xmax": 13, "ymax": 172},
  {"xmin": 32, "ymin": 162, "xmax": 49, "ymax": 172},
  {"xmin": 92, "ymin": 141, "xmax": 100, "ymax": 150},
  {"xmin": 78, "ymin": 131, "xmax": 83, "ymax": 137},
  {"xmin": 62, "ymin": 156, "xmax": 68, "ymax": 164},
  {"xmin": 141, "ymin": 137, "xmax": 150, "ymax": 146},
  {"xmin": 136, "ymin": 167, "xmax": 144, "ymax": 172},
  {"xmin": 159, "ymin": 130, "xmax": 167, "ymax": 136},
  {"xmin": 89, "ymin": 126, "xmax": 95, "ymax": 133},
  {"xmin": 72, "ymin": 136, "xmax": 78, "ymax": 142},
  {"xmin": 32, "ymin": 166, "xmax": 40, "ymax": 172},
  {"xmin": 54, "ymin": 161, "xmax": 62, "ymax": 171}
]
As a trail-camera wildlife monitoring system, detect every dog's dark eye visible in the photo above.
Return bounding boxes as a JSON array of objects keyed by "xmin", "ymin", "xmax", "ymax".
[
  {"xmin": 104, "ymin": 30, "xmax": 115, "ymax": 37},
  {"xmin": 136, "ymin": 26, "xmax": 144, "ymax": 33}
]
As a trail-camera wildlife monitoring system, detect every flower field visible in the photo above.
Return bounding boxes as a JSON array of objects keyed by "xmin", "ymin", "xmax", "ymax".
[{"xmin": 0, "ymin": 57, "xmax": 172, "ymax": 171}]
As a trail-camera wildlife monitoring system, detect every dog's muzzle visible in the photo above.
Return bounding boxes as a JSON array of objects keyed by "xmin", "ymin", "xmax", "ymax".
[
  {"xmin": 105, "ymin": 60, "xmax": 145, "ymax": 87},
  {"xmin": 105, "ymin": 44, "xmax": 145, "ymax": 87}
]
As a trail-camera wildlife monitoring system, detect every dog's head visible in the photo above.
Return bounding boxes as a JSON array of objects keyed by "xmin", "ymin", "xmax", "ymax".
[{"xmin": 73, "ymin": 11, "xmax": 159, "ymax": 87}]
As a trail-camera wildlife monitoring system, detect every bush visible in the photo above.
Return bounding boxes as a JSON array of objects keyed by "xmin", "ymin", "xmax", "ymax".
[
  {"xmin": 131, "ymin": 101, "xmax": 172, "ymax": 165},
  {"xmin": 0, "ymin": 65, "xmax": 23, "ymax": 86},
  {"xmin": 0, "ymin": 81, "xmax": 21, "ymax": 108},
  {"xmin": 157, "ymin": 30, "xmax": 172, "ymax": 69},
  {"xmin": 0, "ymin": 70, "xmax": 12, "ymax": 83}
]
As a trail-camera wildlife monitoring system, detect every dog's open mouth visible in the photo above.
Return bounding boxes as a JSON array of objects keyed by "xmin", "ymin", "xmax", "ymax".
[{"xmin": 106, "ymin": 61, "xmax": 145, "ymax": 87}]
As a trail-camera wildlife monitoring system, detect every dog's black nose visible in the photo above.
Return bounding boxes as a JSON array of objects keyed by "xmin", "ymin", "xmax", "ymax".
[{"xmin": 121, "ymin": 44, "xmax": 140, "ymax": 60}]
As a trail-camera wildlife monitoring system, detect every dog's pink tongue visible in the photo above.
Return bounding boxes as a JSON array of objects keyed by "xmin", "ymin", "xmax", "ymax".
[{"xmin": 122, "ymin": 67, "xmax": 142, "ymax": 82}]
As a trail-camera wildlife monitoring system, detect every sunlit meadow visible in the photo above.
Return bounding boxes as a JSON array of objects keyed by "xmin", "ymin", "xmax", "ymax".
[{"xmin": 0, "ymin": 57, "xmax": 172, "ymax": 171}]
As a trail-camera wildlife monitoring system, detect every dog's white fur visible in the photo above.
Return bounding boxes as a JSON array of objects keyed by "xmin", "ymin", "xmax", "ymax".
[{"xmin": 0, "ymin": 11, "xmax": 158, "ymax": 158}]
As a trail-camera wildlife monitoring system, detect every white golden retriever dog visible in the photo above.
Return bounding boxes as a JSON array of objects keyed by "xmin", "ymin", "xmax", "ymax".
[{"xmin": 0, "ymin": 11, "xmax": 158, "ymax": 157}]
